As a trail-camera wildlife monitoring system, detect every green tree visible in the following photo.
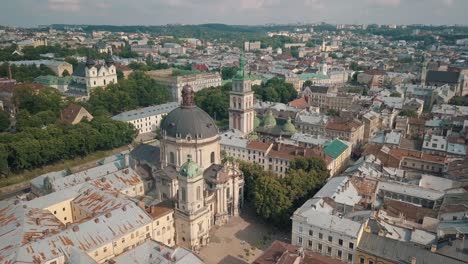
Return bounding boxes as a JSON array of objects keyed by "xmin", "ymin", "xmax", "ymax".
[
  {"xmin": 399, "ymin": 109, "xmax": 418, "ymax": 118},
  {"xmin": 195, "ymin": 82, "xmax": 231, "ymax": 127},
  {"xmin": 449, "ymin": 96, "xmax": 468, "ymax": 106},
  {"xmin": 326, "ymin": 109, "xmax": 340, "ymax": 117},
  {"xmin": 253, "ymin": 77, "xmax": 297, "ymax": 103},
  {"xmin": 390, "ymin": 92, "xmax": 402, "ymax": 97},
  {"xmin": 0, "ymin": 110, "xmax": 10, "ymax": 132},
  {"xmin": 221, "ymin": 66, "xmax": 239, "ymax": 80},
  {"xmin": 252, "ymin": 176, "xmax": 292, "ymax": 225}
]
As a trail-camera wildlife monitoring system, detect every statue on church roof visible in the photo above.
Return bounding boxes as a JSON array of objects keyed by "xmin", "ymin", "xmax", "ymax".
[{"xmin": 234, "ymin": 55, "xmax": 247, "ymax": 80}]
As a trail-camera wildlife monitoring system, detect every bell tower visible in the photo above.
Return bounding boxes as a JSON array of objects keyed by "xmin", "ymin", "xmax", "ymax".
[
  {"xmin": 174, "ymin": 155, "xmax": 211, "ymax": 250},
  {"xmin": 229, "ymin": 55, "xmax": 255, "ymax": 136}
]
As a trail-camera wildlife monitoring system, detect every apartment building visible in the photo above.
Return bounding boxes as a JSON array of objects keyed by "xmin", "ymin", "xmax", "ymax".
[
  {"xmin": 325, "ymin": 118, "xmax": 365, "ymax": 148},
  {"xmin": 220, "ymin": 131, "xmax": 350, "ymax": 177},
  {"xmin": 146, "ymin": 69, "xmax": 222, "ymax": 103},
  {"xmin": 291, "ymin": 176, "xmax": 366, "ymax": 263},
  {"xmin": 112, "ymin": 102, "xmax": 179, "ymax": 135}
]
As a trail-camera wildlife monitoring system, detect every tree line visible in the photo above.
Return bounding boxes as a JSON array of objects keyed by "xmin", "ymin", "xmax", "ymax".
[
  {"xmin": 85, "ymin": 71, "xmax": 171, "ymax": 116},
  {"xmin": 239, "ymin": 157, "xmax": 329, "ymax": 227},
  {"xmin": 0, "ymin": 63, "xmax": 56, "ymax": 82},
  {"xmin": 0, "ymin": 118, "xmax": 135, "ymax": 174}
]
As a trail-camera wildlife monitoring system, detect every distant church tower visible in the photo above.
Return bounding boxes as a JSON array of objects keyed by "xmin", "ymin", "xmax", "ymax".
[
  {"xmin": 420, "ymin": 58, "xmax": 428, "ymax": 85},
  {"xmin": 229, "ymin": 55, "xmax": 255, "ymax": 136}
]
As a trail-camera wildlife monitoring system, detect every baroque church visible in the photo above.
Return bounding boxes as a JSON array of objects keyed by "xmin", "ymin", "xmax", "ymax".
[
  {"xmin": 71, "ymin": 53, "xmax": 118, "ymax": 94},
  {"xmin": 153, "ymin": 69, "xmax": 249, "ymax": 250}
]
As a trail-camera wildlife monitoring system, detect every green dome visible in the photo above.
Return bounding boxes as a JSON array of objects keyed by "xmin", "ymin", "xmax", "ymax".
[
  {"xmin": 282, "ymin": 117, "xmax": 296, "ymax": 134},
  {"xmin": 263, "ymin": 110, "xmax": 276, "ymax": 128},
  {"xmin": 179, "ymin": 155, "xmax": 201, "ymax": 179},
  {"xmin": 254, "ymin": 116, "xmax": 261, "ymax": 129}
]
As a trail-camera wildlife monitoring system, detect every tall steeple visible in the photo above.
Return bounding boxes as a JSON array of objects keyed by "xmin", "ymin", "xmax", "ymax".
[{"xmin": 229, "ymin": 55, "xmax": 255, "ymax": 136}]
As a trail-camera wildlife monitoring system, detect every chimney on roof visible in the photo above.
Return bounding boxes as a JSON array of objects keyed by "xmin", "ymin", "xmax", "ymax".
[
  {"xmin": 94, "ymin": 218, "xmax": 100, "ymax": 223},
  {"xmin": 35, "ymin": 218, "xmax": 40, "ymax": 225},
  {"xmin": 411, "ymin": 257, "xmax": 417, "ymax": 264},
  {"xmin": 137, "ymin": 200, "xmax": 145, "ymax": 209},
  {"xmin": 123, "ymin": 169, "xmax": 129, "ymax": 174},
  {"xmin": 105, "ymin": 212, "xmax": 112, "ymax": 218},
  {"xmin": 14, "ymin": 200, "xmax": 20, "ymax": 205},
  {"xmin": 72, "ymin": 226, "xmax": 79, "ymax": 232},
  {"xmin": 150, "ymin": 206, "xmax": 156, "ymax": 214},
  {"xmin": 122, "ymin": 205, "xmax": 127, "ymax": 211},
  {"xmin": 431, "ymin": 244, "xmax": 437, "ymax": 253}
]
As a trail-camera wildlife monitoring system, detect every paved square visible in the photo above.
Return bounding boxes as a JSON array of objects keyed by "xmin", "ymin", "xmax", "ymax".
[{"xmin": 199, "ymin": 209, "xmax": 290, "ymax": 264}]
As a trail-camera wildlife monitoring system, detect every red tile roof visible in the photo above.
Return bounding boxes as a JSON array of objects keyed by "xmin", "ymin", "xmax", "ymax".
[{"xmin": 253, "ymin": 240, "xmax": 343, "ymax": 264}]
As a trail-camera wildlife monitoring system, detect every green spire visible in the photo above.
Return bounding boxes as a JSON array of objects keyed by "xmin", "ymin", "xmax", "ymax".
[
  {"xmin": 282, "ymin": 117, "xmax": 296, "ymax": 134},
  {"xmin": 263, "ymin": 110, "xmax": 276, "ymax": 128},
  {"xmin": 179, "ymin": 155, "xmax": 201, "ymax": 179}
]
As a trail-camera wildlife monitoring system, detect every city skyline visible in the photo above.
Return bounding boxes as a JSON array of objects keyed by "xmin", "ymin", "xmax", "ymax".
[{"xmin": 1, "ymin": 0, "xmax": 467, "ymax": 27}]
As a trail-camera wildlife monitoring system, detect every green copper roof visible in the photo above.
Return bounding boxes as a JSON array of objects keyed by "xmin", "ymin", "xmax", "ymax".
[
  {"xmin": 282, "ymin": 117, "xmax": 296, "ymax": 134},
  {"xmin": 254, "ymin": 116, "xmax": 262, "ymax": 129},
  {"xmin": 324, "ymin": 139, "xmax": 349, "ymax": 159},
  {"xmin": 298, "ymin": 73, "xmax": 330, "ymax": 81},
  {"xmin": 179, "ymin": 155, "xmax": 201, "ymax": 179},
  {"xmin": 263, "ymin": 110, "xmax": 276, "ymax": 128}
]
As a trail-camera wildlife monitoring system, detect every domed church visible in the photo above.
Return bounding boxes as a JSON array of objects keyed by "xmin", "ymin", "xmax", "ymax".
[{"xmin": 155, "ymin": 85, "xmax": 244, "ymax": 251}]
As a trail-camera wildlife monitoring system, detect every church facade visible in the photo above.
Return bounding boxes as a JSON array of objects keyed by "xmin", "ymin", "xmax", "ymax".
[
  {"xmin": 72, "ymin": 55, "xmax": 118, "ymax": 93},
  {"xmin": 155, "ymin": 84, "xmax": 244, "ymax": 251}
]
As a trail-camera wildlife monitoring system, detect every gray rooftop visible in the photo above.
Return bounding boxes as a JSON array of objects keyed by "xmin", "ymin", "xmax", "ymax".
[
  {"xmin": 358, "ymin": 232, "xmax": 465, "ymax": 264},
  {"xmin": 111, "ymin": 240, "xmax": 204, "ymax": 264},
  {"xmin": 112, "ymin": 102, "xmax": 179, "ymax": 122}
]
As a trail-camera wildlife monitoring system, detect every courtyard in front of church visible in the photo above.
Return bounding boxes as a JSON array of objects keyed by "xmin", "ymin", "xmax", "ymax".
[{"xmin": 199, "ymin": 206, "xmax": 290, "ymax": 264}]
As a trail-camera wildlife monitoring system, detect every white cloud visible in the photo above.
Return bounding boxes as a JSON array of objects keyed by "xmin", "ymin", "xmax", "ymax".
[
  {"xmin": 368, "ymin": 0, "xmax": 401, "ymax": 7},
  {"xmin": 48, "ymin": 0, "xmax": 80, "ymax": 11}
]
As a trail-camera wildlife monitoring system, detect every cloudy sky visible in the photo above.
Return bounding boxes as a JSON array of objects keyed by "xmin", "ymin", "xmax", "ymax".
[{"xmin": 0, "ymin": 0, "xmax": 466, "ymax": 27}]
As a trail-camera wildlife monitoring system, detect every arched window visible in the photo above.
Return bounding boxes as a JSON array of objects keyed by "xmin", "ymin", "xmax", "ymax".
[
  {"xmin": 210, "ymin": 152, "xmax": 215, "ymax": 163},
  {"xmin": 196, "ymin": 186, "xmax": 201, "ymax": 200},
  {"xmin": 170, "ymin": 152, "xmax": 175, "ymax": 164}
]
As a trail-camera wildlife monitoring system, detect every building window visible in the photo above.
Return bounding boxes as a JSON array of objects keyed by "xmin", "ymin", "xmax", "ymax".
[
  {"xmin": 327, "ymin": 246, "xmax": 331, "ymax": 255},
  {"xmin": 339, "ymin": 239, "xmax": 343, "ymax": 246},
  {"xmin": 328, "ymin": 236, "xmax": 332, "ymax": 242},
  {"xmin": 170, "ymin": 152, "xmax": 175, "ymax": 164},
  {"xmin": 197, "ymin": 186, "xmax": 201, "ymax": 200},
  {"xmin": 181, "ymin": 187, "xmax": 186, "ymax": 202},
  {"xmin": 309, "ymin": 230, "xmax": 313, "ymax": 236},
  {"xmin": 298, "ymin": 236, "xmax": 302, "ymax": 244},
  {"xmin": 210, "ymin": 152, "xmax": 215, "ymax": 163},
  {"xmin": 369, "ymin": 260, "xmax": 374, "ymax": 264},
  {"xmin": 308, "ymin": 240, "xmax": 312, "ymax": 247},
  {"xmin": 318, "ymin": 243, "xmax": 322, "ymax": 252},
  {"xmin": 319, "ymin": 233, "xmax": 323, "ymax": 239},
  {"xmin": 337, "ymin": 250, "xmax": 342, "ymax": 259},
  {"xmin": 348, "ymin": 254, "xmax": 353, "ymax": 262},
  {"xmin": 360, "ymin": 257, "xmax": 365, "ymax": 264},
  {"xmin": 349, "ymin": 242, "xmax": 354, "ymax": 249},
  {"xmin": 103, "ymin": 247, "xmax": 107, "ymax": 253}
]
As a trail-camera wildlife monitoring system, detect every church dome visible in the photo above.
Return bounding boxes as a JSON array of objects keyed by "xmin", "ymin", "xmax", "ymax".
[
  {"xmin": 179, "ymin": 155, "xmax": 201, "ymax": 178},
  {"xmin": 282, "ymin": 117, "xmax": 296, "ymax": 134},
  {"xmin": 105, "ymin": 53, "xmax": 114, "ymax": 66},
  {"xmin": 263, "ymin": 110, "xmax": 276, "ymax": 128},
  {"xmin": 160, "ymin": 85, "xmax": 218, "ymax": 139}
]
